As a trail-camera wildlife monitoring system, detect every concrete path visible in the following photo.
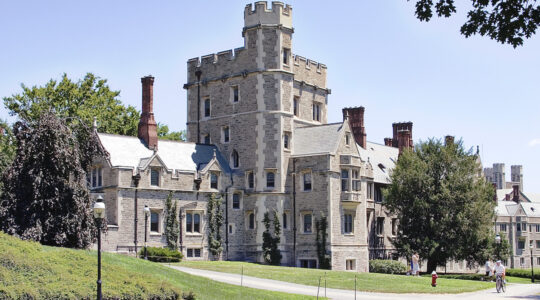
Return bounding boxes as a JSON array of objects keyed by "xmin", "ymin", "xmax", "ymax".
[{"xmin": 168, "ymin": 265, "xmax": 540, "ymax": 300}]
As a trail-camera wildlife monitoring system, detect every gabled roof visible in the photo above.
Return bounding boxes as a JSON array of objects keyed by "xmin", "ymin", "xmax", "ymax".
[
  {"xmin": 357, "ymin": 141, "xmax": 399, "ymax": 184},
  {"xmin": 97, "ymin": 133, "xmax": 231, "ymax": 174},
  {"xmin": 293, "ymin": 122, "xmax": 343, "ymax": 156}
]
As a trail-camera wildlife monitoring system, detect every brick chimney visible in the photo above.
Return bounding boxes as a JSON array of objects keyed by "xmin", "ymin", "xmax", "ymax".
[
  {"xmin": 397, "ymin": 129, "xmax": 412, "ymax": 155},
  {"xmin": 445, "ymin": 135, "xmax": 454, "ymax": 146},
  {"xmin": 138, "ymin": 76, "xmax": 158, "ymax": 150},
  {"xmin": 384, "ymin": 138, "xmax": 393, "ymax": 147},
  {"xmin": 512, "ymin": 184, "xmax": 520, "ymax": 203},
  {"xmin": 392, "ymin": 122, "xmax": 413, "ymax": 148},
  {"xmin": 342, "ymin": 107, "xmax": 366, "ymax": 149}
]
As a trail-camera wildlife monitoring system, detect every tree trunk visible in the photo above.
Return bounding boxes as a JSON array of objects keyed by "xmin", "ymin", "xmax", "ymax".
[{"xmin": 427, "ymin": 258, "xmax": 438, "ymax": 274}]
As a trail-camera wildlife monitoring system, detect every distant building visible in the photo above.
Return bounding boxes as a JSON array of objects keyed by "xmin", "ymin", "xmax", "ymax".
[{"xmin": 484, "ymin": 163, "xmax": 523, "ymax": 191}]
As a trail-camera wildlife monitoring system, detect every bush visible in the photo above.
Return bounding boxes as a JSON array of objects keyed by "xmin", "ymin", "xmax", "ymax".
[
  {"xmin": 506, "ymin": 268, "xmax": 540, "ymax": 280},
  {"xmin": 369, "ymin": 259, "xmax": 407, "ymax": 274},
  {"xmin": 427, "ymin": 274, "xmax": 485, "ymax": 281},
  {"xmin": 139, "ymin": 246, "xmax": 183, "ymax": 262}
]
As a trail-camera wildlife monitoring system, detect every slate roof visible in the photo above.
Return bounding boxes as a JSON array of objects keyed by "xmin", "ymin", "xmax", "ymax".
[
  {"xmin": 293, "ymin": 123, "xmax": 343, "ymax": 156},
  {"xmin": 97, "ymin": 133, "xmax": 230, "ymax": 173},
  {"xmin": 358, "ymin": 141, "xmax": 399, "ymax": 184}
]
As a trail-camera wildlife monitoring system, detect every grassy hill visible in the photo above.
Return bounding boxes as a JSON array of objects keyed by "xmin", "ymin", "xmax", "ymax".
[{"xmin": 0, "ymin": 232, "xmax": 316, "ymax": 299}]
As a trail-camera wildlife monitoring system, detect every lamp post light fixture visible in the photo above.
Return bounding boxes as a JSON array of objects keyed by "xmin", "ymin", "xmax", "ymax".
[
  {"xmin": 93, "ymin": 195, "xmax": 106, "ymax": 300},
  {"xmin": 495, "ymin": 234, "xmax": 501, "ymax": 261},
  {"xmin": 144, "ymin": 205, "xmax": 150, "ymax": 260},
  {"xmin": 530, "ymin": 242, "xmax": 535, "ymax": 283}
]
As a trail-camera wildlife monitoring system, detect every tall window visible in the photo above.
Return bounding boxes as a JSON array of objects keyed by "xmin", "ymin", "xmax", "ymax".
[
  {"xmin": 346, "ymin": 259, "xmax": 356, "ymax": 271},
  {"xmin": 247, "ymin": 171, "xmax": 254, "ymax": 189},
  {"xmin": 518, "ymin": 240, "xmax": 525, "ymax": 249},
  {"xmin": 376, "ymin": 217, "xmax": 385, "ymax": 236},
  {"xmin": 293, "ymin": 97, "xmax": 299, "ymax": 116},
  {"xmin": 283, "ymin": 48, "xmax": 290, "ymax": 65},
  {"xmin": 303, "ymin": 172, "xmax": 312, "ymax": 191},
  {"xmin": 150, "ymin": 211, "xmax": 160, "ymax": 232},
  {"xmin": 186, "ymin": 212, "xmax": 201, "ymax": 233},
  {"xmin": 312, "ymin": 103, "xmax": 321, "ymax": 121},
  {"xmin": 283, "ymin": 212, "xmax": 288, "ymax": 229},
  {"xmin": 303, "ymin": 214, "xmax": 312, "ymax": 233},
  {"xmin": 345, "ymin": 134, "xmax": 350, "ymax": 145},
  {"xmin": 341, "ymin": 169, "xmax": 349, "ymax": 191},
  {"xmin": 284, "ymin": 133, "xmax": 290, "ymax": 149},
  {"xmin": 232, "ymin": 193, "xmax": 240, "ymax": 209},
  {"xmin": 266, "ymin": 171, "xmax": 275, "ymax": 188},
  {"xmin": 522, "ymin": 222, "xmax": 528, "ymax": 232},
  {"xmin": 203, "ymin": 134, "xmax": 210, "ymax": 144},
  {"xmin": 343, "ymin": 214, "xmax": 353, "ymax": 234},
  {"xmin": 536, "ymin": 224, "xmax": 540, "ymax": 232},
  {"xmin": 517, "ymin": 222, "xmax": 522, "ymax": 231},
  {"xmin": 500, "ymin": 224, "xmax": 507, "ymax": 232},
  {"xmin": 231, "ymin": 150, "xmax": 239, "ymax": 168},
  {"xmin": 210, "ymin": 172, "xmax": 219, "ymax": 189},
  {"xmin": 150, "ymin": 169, "xmax": 159, "ymax": 186},
  {"xmin": 352, "ymin": 170, "xmax": 360, "ymax": 191},
  {"xmin": 89, "ymin": 166, "xmax": 103, "ymax": 188},
  {"xmin": 249, "ymin": 213, "xmax": 255, "ymax": 229},
  {"xmin": 222, "ymin": 126, "xmax": 230, "ymax": 143},
  {"xmin": 204, "ymin": 98, "xmax": 210, "ymax": 117},
  {"xmin": 367, "ymin": 183, "xmax": 374, "ymax": 200},
  {"xmin": 232, "ymin": 86, "xmax": 239, "ymax": 102}
]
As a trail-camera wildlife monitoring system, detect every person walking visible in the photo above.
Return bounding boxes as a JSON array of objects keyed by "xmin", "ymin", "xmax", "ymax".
[
  {"xmin": 412, "ymin": 252, "xmax": 420, "ymax": 276},
  {"xmin": 485, "ymin": 260, "xmax": 492, "ymax": 280}
]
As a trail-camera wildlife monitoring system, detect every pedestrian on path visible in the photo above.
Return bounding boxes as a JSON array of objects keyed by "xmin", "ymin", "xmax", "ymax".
[{"xmin": 412, "ymin": 252, "xmax": 420, "ymax": 276}]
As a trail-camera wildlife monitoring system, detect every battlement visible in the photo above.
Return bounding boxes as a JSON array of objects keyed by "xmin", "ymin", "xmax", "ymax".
[
  {"xmin": 293, "ymin": 55, "xmax": 326, "ymax": 72},
  {"xmin": 244, "ymin": 1, "xmax": 292, "ymax": 29}
]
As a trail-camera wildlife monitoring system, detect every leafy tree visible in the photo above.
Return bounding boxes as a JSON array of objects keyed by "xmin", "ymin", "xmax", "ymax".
[
  {"xmin": 493, "ymin": 235, "xmax": 512, "ymax": 262},
  {"xmin": 165, "ymin": 192, "xmax": 179, "ymax": 250},
  {"xmin": 409, "ymin": 0, "xmax": 540, "ymax": 47},
  {"xmin": 157, "ymin": 123, "xmax": 186, "ymax": 141},
  {"xmin": 262, "ymin": 210, "xmax": 282, "ymax": 265},
  {"xmin": 3, "ymin": 73, "xmax": 140, "ymax": 136},
  {"xmin": 0, "ymin": 120, "xmax": 16, "ymax": 201},
  {"xmin": 0, "ymin": 112, "xmax": 104, "ymax": 248},
  {"xmin": 316, "ymin": 214, "xmax": 331, "ymax": 269},
  {"xmin": 207, "ymin": 193, "xmax": 223, "ymax": 259},
  {"xmin": 383, "ymin": 138, "xmax": 496, "ymax": 273}
]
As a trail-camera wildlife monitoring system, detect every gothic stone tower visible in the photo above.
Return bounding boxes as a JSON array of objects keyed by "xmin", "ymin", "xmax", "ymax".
[{"xmin": 184, "ymin": 2, "xmax": 331, "ymax": 264}]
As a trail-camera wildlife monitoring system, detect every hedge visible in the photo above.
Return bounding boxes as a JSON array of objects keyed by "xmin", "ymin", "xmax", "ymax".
[
  {"xmin": 369, "ymin": 259, "xmax": 407, "ymax": 274},
  {"xmin": 139, "ymin": 246, "xmax": 184, "ymax": 263},
  {"xmin": 506, "ymin": 268, "xmax": 540, "ymax": 280}
]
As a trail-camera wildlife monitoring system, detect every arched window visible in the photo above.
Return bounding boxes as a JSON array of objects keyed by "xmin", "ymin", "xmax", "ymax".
[{"xmin": 232, "ymin": 150, "xmax": 239, "ymax": 168}]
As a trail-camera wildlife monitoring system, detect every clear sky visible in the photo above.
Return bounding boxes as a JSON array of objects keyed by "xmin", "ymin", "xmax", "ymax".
[{"xmin": 1, "ymin": 1, "xmax": 538, "ymax": 192}]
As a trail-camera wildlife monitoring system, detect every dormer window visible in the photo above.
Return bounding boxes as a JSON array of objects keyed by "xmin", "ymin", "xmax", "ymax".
[
  {"xmin": 210, "ymin": 172, "xmax": 219, "ymax": 189},
  {"xmin": 150, "ymin": 169, "xmax": 160, "ymax": 186}
]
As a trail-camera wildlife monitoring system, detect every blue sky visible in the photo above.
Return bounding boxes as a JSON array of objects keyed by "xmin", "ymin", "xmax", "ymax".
[{"xmin": 1, "ymin": 1, "xmax": 538, "ymax": 192}]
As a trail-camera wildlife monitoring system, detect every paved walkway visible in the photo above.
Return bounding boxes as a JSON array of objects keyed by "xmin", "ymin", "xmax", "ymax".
[{"xmin": 168, "ymin": 265, "xmax": 540, "ymax": 299}]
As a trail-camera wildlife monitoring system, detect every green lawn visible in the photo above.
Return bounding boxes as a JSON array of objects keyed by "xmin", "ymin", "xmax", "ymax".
[
  {"xmin": 0, "ymin": 232, "xmax": 317, "ymax": 299},
  {"xmin": 177, "ymin": 261, "xmax": 494, "ymax": 294}
]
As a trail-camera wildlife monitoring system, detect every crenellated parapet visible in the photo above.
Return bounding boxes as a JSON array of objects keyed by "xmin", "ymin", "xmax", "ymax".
[
  {"xmin": 244, "ymin": 1, "xmax": 292, "ymax": 29},
  {"xmin": 293, "ymin": 55, "xmax": 327, "ymax": 89},
  {"xmin": 186, "ymin": 47, "xmax": 256, "ymax": 84}
]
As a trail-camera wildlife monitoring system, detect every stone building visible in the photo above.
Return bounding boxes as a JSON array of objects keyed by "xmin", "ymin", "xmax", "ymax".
[
  {"xmin": 484, "ymin": 163, "xmax": 524, "ymax": 191},
  {"xmin": 93, "ymin": 1, "xmax": 415, "ymax": 272}
]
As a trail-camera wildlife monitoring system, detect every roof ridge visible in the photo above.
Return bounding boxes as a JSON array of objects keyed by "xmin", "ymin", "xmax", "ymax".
[{"xmin": 295, "ymin": 122, "xmax": 343, "ymax": 129}]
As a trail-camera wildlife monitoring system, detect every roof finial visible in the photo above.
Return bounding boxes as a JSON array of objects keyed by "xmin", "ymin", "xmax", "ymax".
[{"xmin": 213, "ymin": 148, "xmax": 217, "ymax": 158}]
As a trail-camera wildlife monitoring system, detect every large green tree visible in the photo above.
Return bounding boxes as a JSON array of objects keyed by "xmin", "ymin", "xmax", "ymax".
[
  {"xmin": 0, "ymin": 112, "xmax": 103, "ymax": 248},
  {"xmin": 383, "ymin": 138, "xmax": 497, "ymax": 273},
  {"xmin": 0, "ymin": 120, "xmax": 16, "ymax": 199},
  {"xmin": 409, "ymin": 0, "xmax": 540, "ymax": 47}
]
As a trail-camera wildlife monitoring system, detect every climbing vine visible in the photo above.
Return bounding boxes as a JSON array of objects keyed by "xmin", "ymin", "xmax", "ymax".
[
  {"xmin": 165, "ymin": 191, "xmax": 179, "ymax": 250},
  {"xmin": 262, "ymin": 210, "xmax": 282, "ymax": 265},
  {"xmin": 207, "ymin": 193, "xmax": 223, "ymax": 259},
  {"xmin": 316, "ymin": 213, "xmax": 331, "ymax": 269}
]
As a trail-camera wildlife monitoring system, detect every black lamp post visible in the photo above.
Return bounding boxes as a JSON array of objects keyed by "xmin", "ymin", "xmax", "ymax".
[
  {"xmin": 143, "ymin": 205, "xmax": 150, "ymax": 260},
  {"xmin": 531, "ymin": 242, "xmax": 535, "ymax": 283},
  {"xmin": 93, "ymin": 195, "xmax": 106, "ymax": 300},
  {"xmin": 495, "ymin": 234, "xmax": 501, "ymax": 261}
]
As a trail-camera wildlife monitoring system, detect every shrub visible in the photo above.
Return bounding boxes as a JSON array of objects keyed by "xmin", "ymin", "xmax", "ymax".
[
  {"xmin": 139, "ymin": 246, "xmax": 183, "ymax": 263},
  {"xmin": 369, "ymin": 259, "xmax": 407, "ymax": 274},
  {"xmin": 506, "ymin": 268, "xmax": 540, "ymax": 280},
  {"xmin": 427, "ymin": 274, "xmax": 485, "ymax": 281}
]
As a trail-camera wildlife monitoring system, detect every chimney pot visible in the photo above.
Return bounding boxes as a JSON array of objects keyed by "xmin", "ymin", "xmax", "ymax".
[
  {"xmin": 512, "ymin": 184, "xmax": 520, "ymax": 202},
  {"xmin": 138, "ymin": 76, "xmax": 158, "ymax": 150},
  {"xmin": 392, "ymin": 122, "xmax": 413, "ymax": 148},
  {"xmin": 342, "ymin": 107, "xmax": 366, "ymax": 149},
  {"xmin": 384, "ymin": 138, "xmax": 393, "ymax": 147}
]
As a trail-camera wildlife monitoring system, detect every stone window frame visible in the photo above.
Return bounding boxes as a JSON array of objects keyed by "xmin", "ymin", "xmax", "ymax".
[
  {"xmin": 231, "ymin": 150, "xmax": 239, "ymax": 169},
  {"xmin": 282, "ymin": 47, "xmax": 291, "ymax": 66},
  {"xmin": 298, "ymin": 258, "xmax": 317, "ymax": 268},
  {"xmin": 312, "ymin": 102, "xmax": 321, "ymax": 122},
  {"xmin": 265, "ymin": 169, "xmax": 277, "ymax": 190},
  {"xmin": 150, "ymin": 168, "xmax": 160, "ymax": 187},
  {"xmin": 210, "ymin": 171, "xmax": 220, "ymax": 190},
  {"xmin": 283, "ymin": 131, "xmax": 291, "ymax": 151},
  {"xmin": 221, "ymin": 125, "xmax": 230, "ymax": 143},
  {"xmin": 230, "ymin": 85, "xmax": 240, "ymax": 103},
  {"xmin": 343, "ymin": 211, "xmax": 354, "ymax": 235},
  {"xmin": 500, "ymin": 223, "xmax": 507, "ymax": 232},
  {"xmin": 345, "ymin": 132, "xmax": 351, "ymax": 146},
  {"xmin": 185, "ymin": 210, "xmax": 204, "ymax": 235},
  {"xmin": 228, "ymin": 223, "xmax": 235, "ymax": 235},
  {"xmin": 367, "ymin": 182, "xmax": 374, "ymax": 200},
  {"xmin": 232, "ymin": 192, "xmax": 242, "ymax": 210},
  {"xmin": 246, "ymin": 170, "xmax": 255, "ymax": 189},
  {"xmin": 88, "ymin": 165, "xmax": 103, "ymax": 189},
  {"xmin": 246, "ymin": 210, "xmax": 256, "ymax": 230},
  {"xmin": 352, "ymin": 169, "xmax": 361, "ymax": 191},
  {"xmin": 293, "ymin": 96, "xmax": 299, "ymax": 116},
  {"xmin": 149, "ymin": 208, "xmax": 163, "ymax": 235},
  {"xmin": 376, "ymin": 217, "xmax": 385, "ymax": 236},
  {"xmin": 203, "ymin": 97, "xmax": 211, "ymax": 118},
  {"xmin": 301, "ymin": 211, "xmax": 313, "ymax": 234},
  {"xmin": 345, "ymin": 259, "xmax": 356, "ymax": 271},
  {"xmin": 341, "ymin": 169, "xmax": 349, "ymax": 192},
  {"xmin": 282, "ymin": 210, "xmax": 290, "ymax": 230},
  {"xmin": 186, "ymin": 247, "xmax": 203, "ymax": 258},
  {"xmin": 302, "ymin": 170, "xmax": 312, "ymax": 192}
]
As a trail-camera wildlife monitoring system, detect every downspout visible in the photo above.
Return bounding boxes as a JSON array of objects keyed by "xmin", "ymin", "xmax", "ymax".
[
  {"xmin": 132, "ymin": 173, "xmax": 141, "ymax": 254},
  {"xmin": 292, "ymin": 158, "xmax": 297, "ymax": 267},
  {"xmin": 195, "ymin": 70, "xmax": 202, "ymax": 144}
]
